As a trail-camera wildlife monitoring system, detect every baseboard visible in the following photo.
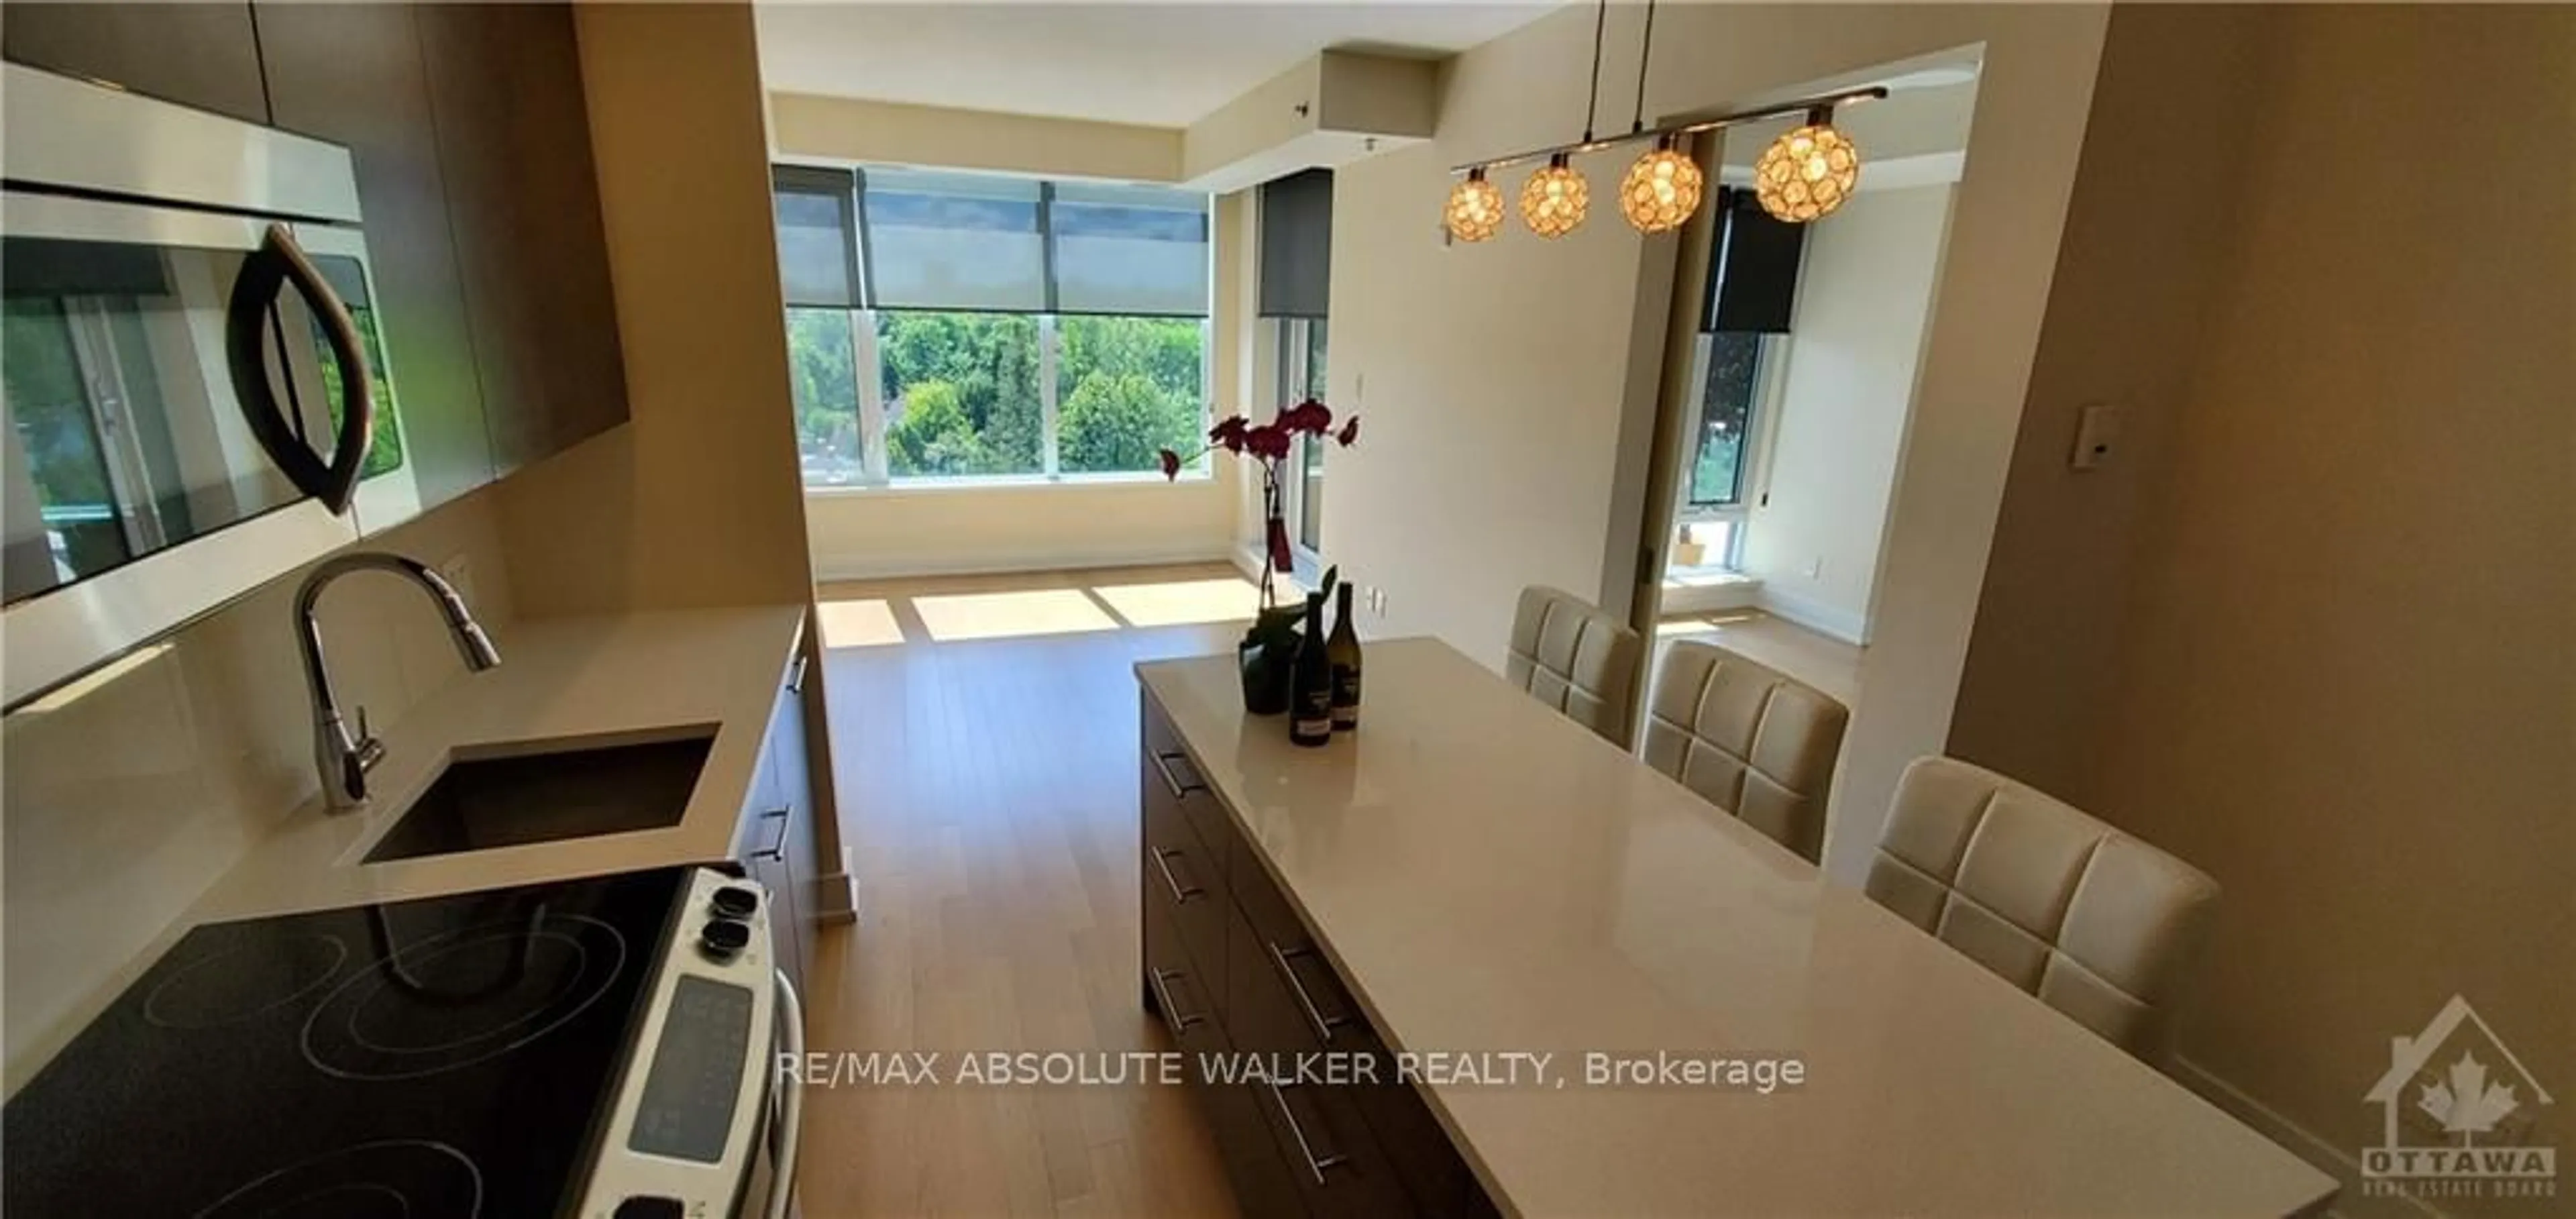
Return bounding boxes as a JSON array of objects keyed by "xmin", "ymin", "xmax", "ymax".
[
  {"xmin": 2170, "ymin": 1055, "xmax": 2447, "ymax": 1219},
  {"xmin": 810, "ymin": 869, "xmax": 859, "ymax": 926},
  {"xmin": 1228, "ymin": 544, "xmax": 1264, "ymax": 585},
  {"xmin": 1752, "ymin": 586, "xmax": 1870, "ymax": 645},
  {"xmin": 811, "ymin": 543, "xmax": 1234, "ymax": 585}
]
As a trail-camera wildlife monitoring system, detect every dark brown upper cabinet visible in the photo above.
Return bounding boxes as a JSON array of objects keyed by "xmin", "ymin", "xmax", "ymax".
[
  {"xmin": 2, "ymin": 2, "xmax": 269, "ymax": 124},
  {"xmin": 257, "ymin": 3, "xmax": 496, "ymax": 515},
  {"xmin": 417, "ymin": 3, "xmax": 629, "ymax": 475},
  {"xmin": 13, "ymin": 1, "xmax": 626, "ymax": 507}
]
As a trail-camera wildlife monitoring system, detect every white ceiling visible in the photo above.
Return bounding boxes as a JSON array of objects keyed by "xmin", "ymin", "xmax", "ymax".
[{"xmin": 753, "ymin": 2, "xmax": 1559, "ymax": 128}]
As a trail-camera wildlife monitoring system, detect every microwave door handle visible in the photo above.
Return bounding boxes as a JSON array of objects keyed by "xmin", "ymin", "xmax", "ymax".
[
  {"xmin": 223, "ymin": 224, "xmax": 374, "ymax": 515},
  {"xmin": 766, "ymin": 967, "xmax": 806, "ymax": 1219}
]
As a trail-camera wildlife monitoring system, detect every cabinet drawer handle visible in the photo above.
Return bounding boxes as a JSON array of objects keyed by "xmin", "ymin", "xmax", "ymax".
[
  {"xmin": 1264, "ymin": 1077, "xmax": 1351, "ymax": 1185},
  {"xmin": 1149, "ymin": 750, "xmax": 1206, "ymax": 798},
  {"xmin": 786, "ymin": 654, "xmax": 808, "ymax": 694},
  {"xmin": 751, "ymin": 808, "xmax": 791, "ymax": 861},
  {"xmin": 1148, "ymin": 967, "xmax": 1206, "ymax": 1030},
  {"xmin": 1150, "ymin": 847, "xmax": 1203, "ymax": 905},
  {"xmin": 1269, "ymin": 942, "xmax": 1352, "ymax": 1045}
]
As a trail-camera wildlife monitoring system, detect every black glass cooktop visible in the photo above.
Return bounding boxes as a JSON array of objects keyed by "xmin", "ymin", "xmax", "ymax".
[{"xmin": 3, "ymin": 867, "xmax": 691, "ymax": 1218}]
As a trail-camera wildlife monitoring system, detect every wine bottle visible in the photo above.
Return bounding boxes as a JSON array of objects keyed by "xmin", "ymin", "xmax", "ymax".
[
  {"xmin": 1328, "ymin": 583, "xmax": 1362, "ymax": 732},
  {"xmin": 1289, "ymin": 592, "xmax": 1333, "ymax": 747}
]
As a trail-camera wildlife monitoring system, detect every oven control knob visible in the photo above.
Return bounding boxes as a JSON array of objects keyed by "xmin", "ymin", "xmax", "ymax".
[
  {"xmin": 700, "ymin": 916, "xmax": 751, "ymax": 958},
  {"xmin": 614, "ymin": 1199, "xmax": 684, "ymax": 1219},
  {"xmin": 710, "ymin": 884, "xmax": 759, "ymax": 918}
]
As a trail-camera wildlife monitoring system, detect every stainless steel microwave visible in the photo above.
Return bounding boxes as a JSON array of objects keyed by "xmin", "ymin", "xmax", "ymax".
[{"xmin": 2, "ymin": 64, "xmax": 424, "ymax": 708}]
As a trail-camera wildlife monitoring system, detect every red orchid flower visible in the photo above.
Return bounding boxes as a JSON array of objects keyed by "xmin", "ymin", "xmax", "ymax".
[
  {"xmin": 1244, "ymin": 424, "xmax": 1291, "ymax": 461},
  {"xmin": 1279, "ymin": 398, "xmax": 1332, "ymax": 435},
  {"xmin": 1208, "ymin": 415, "xmax": 1250, "ymax": 452},
  {"xmin": 1157, "ymin": 449, "xmax": 1182, "ymax": 479},
  {"xmin": 1335, "ymin": 416, "xmax": 1360, "ymax": 447}
]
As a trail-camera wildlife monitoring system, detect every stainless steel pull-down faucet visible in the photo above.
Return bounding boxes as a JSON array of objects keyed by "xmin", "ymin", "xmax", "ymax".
[{"xmin": 295, "ymin": 551, "xmax": 500, "ymax": 810}]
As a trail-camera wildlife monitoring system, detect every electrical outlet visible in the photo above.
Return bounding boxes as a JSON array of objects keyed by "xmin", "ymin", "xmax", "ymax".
[{"xmin": 438, "ymin": 553, "xmax": 477, "ymax": 610}]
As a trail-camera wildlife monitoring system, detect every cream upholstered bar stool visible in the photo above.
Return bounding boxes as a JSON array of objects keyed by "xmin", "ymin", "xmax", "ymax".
[
  {"xmin": 1639, "ymin": 640, "xmax": 1848, "ymax": 864},
  {"xmin": 1864, "ymin": 756, "xmax": 2220, "ymax": 1061},
  {"xmin": 1504, "ymin": 586, "xmax": 1642, "ymax": 746}
]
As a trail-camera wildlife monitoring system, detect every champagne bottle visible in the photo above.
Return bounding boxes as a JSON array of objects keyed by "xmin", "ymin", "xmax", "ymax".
[
  {"xmin": 1289, "ymin": 592, "xmax": 1333, "ymax": 747},
  {"xmin": 1328, "ymin": 583, "xmax": 1362, "ymax": 731}
]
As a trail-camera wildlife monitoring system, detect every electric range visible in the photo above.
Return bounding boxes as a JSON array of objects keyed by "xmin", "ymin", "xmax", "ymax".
[{"xmin": 2, "ymin": 864, "xmax": 800, "ymax": 1218}]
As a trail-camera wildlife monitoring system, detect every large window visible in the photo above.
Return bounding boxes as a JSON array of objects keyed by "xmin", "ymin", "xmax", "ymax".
[
  {"xmin": 1275, "ymin": 318, "xmax": 1329, "ymax": 551},
  {"xmin": 1674, "ymin": 330, "xmax": 1780, "ymax": 570},
  {"xmin": 771, "ymin": 166, "xmax": 1211, "ymax": 487},
  {"xmin": 1688, "ymin": 331, "xmax": 1764, "ymax": 508}
]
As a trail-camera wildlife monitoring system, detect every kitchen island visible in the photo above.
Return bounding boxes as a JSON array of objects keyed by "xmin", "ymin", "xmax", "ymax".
[{"xmin": 1135, "ymin": 638, "xmax": 2337, "ymax": 1216}]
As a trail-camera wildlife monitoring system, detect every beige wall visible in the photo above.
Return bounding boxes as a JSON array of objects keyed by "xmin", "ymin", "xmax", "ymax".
[
  {"xmin": 3, "ymin": 490, "xmax": 517, "ymax": 1084},
  {"xmin": 1955, "ymin": 6, "xmax": 2575, "ymax": 1210},
  {"xmin": 805, "ymin": 478, "xmax": 1238, "ymax": 582},
  {"xmin": 1322, "ymin": 3, "xmax": 2112, "ymax": 876},
  {"xmin": 1740, "ymin": 182, "xmax": 1955, "ymax": 643},
  {"xmin": 770, "ymin": 91, "xmax": 1184, "ymax": 183},
  {"xmin": 497, "ymin": 2, "xmax": 814, "ymax": 617}
]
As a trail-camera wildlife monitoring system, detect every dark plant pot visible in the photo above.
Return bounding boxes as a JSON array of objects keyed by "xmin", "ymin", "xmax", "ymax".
[{"xmin": 1240, "ymin": 639, "xmax": 1292, "ymax": 716}]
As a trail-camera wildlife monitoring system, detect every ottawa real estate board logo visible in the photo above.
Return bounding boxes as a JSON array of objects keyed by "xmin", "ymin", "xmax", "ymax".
[{"xmin": 2362, "ymin": 995, "xmax": 2557, "ymax": 1203}]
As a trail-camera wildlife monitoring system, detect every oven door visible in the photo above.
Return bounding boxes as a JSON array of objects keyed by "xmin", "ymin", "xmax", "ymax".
[
  {"xmin": 738, "ymin": 970, "xmax": 807, "ymax": 1219},
  {"xmin": 0, "ymin": 191, "xmax": 416, "ymax": 707},
  {"xmin": 574, "ymin": 870, "xmax": 805, "ymax": 1219}
]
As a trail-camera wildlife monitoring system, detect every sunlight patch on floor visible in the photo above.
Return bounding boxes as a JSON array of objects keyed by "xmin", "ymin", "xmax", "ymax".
[
  {"xmin": 1087, "ymin": 577, "xmax": 1262, "ymax": 628},
  {"xmin": 817, "ymin": 598, "xmax": 908, "ymax": 649},
  {"xmin": 911, "ymin": 589, "xmax": 1120, "ymax": 642}
]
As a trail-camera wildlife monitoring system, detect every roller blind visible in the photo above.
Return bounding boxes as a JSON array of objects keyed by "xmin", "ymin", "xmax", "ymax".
[
  {"xmin": 1258, "ymin": 168, "xmax": 1334, "ymax": 319},
  {"xmin": 773, "ymin": 165, "xmax": 1212, "ymax": 317},
  {"xmin": 859, "ymin": 168, "xmax": 1046, "ymax": 312},
  {"xmin": 1050, "ymin": 182, "xmax": 1210, "ymax": 317},
  {"xmin": 1702, "ymin": 188, "xmax": 1806, "ymax": 334},
  {"xmin": 771, "ymin": 165, "xmax": 859, "ymax": 309}
]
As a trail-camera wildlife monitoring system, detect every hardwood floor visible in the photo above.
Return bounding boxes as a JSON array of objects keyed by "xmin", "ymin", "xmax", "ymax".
[{"xmin": 798, "ymin": 564, "xmax": 1256, "ymax": 1217}]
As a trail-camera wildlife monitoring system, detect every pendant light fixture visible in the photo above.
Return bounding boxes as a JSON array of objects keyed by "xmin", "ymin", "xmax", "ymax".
[
  {"xmin": 1753, "ymin": 106, "xmax": 1862, "ymax": 222},
  {"xmin": 1440, "ymin": 0, "xmax": 1886, "ymax": 242},
  {"xmin": 1443, "ymin": 167, "xmax": 1505, "ymax": 242},
  {"xmin": 1614, "ymin": 0, "xmax": 1703, "ymax": 233},
  {"xmin": 1512, "ymin": 0, "xmax": 1609, "ymax": 238},
  {"xmin": 1520, "ymin": 154, "xmax": 1589, "ymax": 237},
  {"xmin": 1619, "ymin": 137, "xmax": 1703, "ymax": 233}
]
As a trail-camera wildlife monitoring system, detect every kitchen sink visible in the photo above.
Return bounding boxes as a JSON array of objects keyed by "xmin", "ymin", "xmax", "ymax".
[{"xmin": 363, "ymin": 728, "xmax": 717, "ymax": 863}]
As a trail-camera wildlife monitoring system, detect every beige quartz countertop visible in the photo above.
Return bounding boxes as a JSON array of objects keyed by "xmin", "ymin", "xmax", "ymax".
[
  {"xmin": 7, "ymin": 604, "xmax": 805, "ymax": 1088},
  {"xmin": 1137, "ymin": 638, "xmax": 2339, "ymax": 1218},
  {"xmin": 194, "ymin": 604, "xmax": 806, "ymax": 922}
]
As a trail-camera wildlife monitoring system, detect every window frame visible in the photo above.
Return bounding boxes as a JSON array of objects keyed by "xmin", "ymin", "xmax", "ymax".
[
  {"xmin": 1674, "ymin": 329, "xmax": 1789, "ymax": 569},
  {"xmin": 773, "ymin": 165, "xmax": 1216, "ymax": 490},
  {"xmin": 794, "ymin": 305, "xmax": 1216, "ymax": 491}
]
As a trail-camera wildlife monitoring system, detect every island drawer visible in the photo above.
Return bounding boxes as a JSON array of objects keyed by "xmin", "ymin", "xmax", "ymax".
[
  {"xmin": 1140, "ymin": 686, "xmax": 1491, "ymax": 1217},
  {"xmin": 1148, "ymin": 899, "xmax": 1305, "ymax": 1219},
  {"xmin": 1226, "ymin": 906, "xmax": 1415, "ymax": 1217},
  {"xmin": 1144, "ymin": 698, "xmax": 1234, "ymax": 862},
  {"xmin": 1144, "ymin": 757, "xmax": 1230, "ymax": 994}
]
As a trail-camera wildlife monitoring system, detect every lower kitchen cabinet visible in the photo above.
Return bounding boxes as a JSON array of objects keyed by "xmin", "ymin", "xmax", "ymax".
[
  {"xmin": 737, "ymin": 642, "xmax": 822, "ymax": 994},
  {"xmin": 1139, "ymin": 694, "xmax": 1495, "ymax": 1218}
]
